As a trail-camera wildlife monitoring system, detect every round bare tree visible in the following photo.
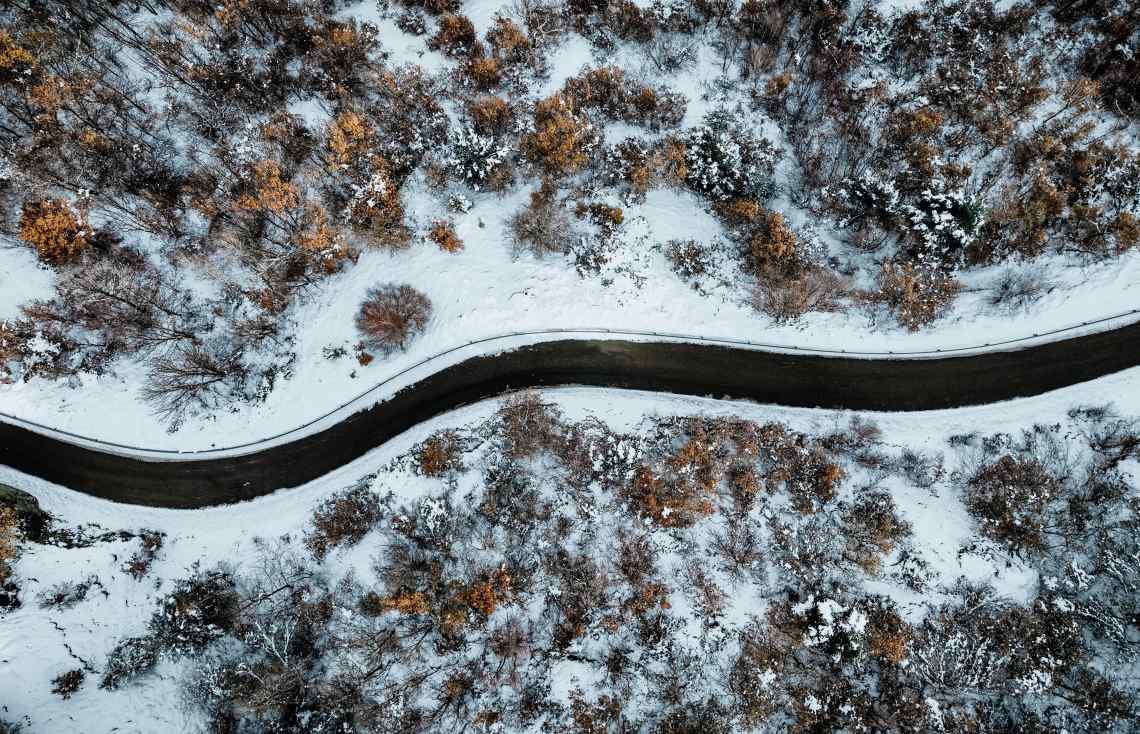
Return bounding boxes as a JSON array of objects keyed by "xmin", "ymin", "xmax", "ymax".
[{"xmin": 355, "ymin": 284, "xmax": 432, "ymax": 351}]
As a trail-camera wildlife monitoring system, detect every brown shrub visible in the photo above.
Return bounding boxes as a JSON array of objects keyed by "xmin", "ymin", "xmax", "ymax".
[
  {"xmin": 464, "ymin": 53, "xmax": 502, "ymax": 90},
  {"xmin": 305, "ymin": 484, "xmax": 384, "ymax": 559},
  {"xmin": 486, "ymin": 17, "xmax": 531, "ymax": 63},
  {"xmin": 371, "ymin": 590, "xmax": 431, "ymax": 615},
  {"xmin": 730, "ymin": 466, "xmax": 763, "ymax": 511},
  {"xmin": 234, "ymin": 160, "xmax": 299, "ymax": 214},
  {"xmin": 574, "ymin": 202, "xmax": 624, "ymax": 230},
  {"xmin": 416, "ymin": 430, "xmax": 463, "ymax": 476},
  {"xmin": 0, "ymin": 30, "xmax": 35, "ymax": 83},
  {"xmin": 346, "ymin": 157, "xmax": 409, "ymax": 248},
  {"xmin": 522, "ymin": 93, "xmax": 594, "ymax": 175},
  {"xmin": 508, "ymin": 178, "xmax": 572, "ymax": 256},
  {"xmin": 19, "ymin": 198, "xmax": 91, "ymax": 265},
  {"xmin": 715, "ymin": 198, "xmax": 764, "ymax": 227},
  {"xmin": 1111, "ymin": 211, "xmax": 1139, "ymax": 254},
  {"xmin": 747, "ymin": 210, "xmax": 799, "ymax": 277},
  {"xmin": 753, "ymin": 268, "xmax": 846, "ymax": 323},
  {"xmin": 867, "ymin": 605, "xmax": 912, "ymax": 665},
  {"xmin": 398, "ymin": 0, "xmax": 459, "ymax": 14},
  {"xmin": 842, "ymin": 491, "xmax": 912, "ymax": 574},
  {"xmin": 861, "ymin": 261, "xmax": 961, "ymax": 331},
  {"xmin": 464, "ymin": 580, "xmax": 499, "ymax": 617},
  {"xmin": 498, "ymin": 390, "xmax": 564, "ymax": 458},
  {"xmin": 609, "ymin": 0, "xmax": 656, "ymax": 42},
  {"xmin": 0, "ymin": 506, "xmax": 19, "ymax": 584},
  {"xmin": 562, "ymin": 66, "xmax": 685, "ymax": 128},
  {"xmin": 984, "ymin": 172, "xmax": 1066, "ymax": 259},
  {"xmin": 355, "ymin": 283, "xmax": 432, "ymax": 351},
  {"xmin": 624, "ymin": 466, "xmax": 715, "ymax": 529},
  {"xmin": 965, "ymin": 455, "xmax": 1058, "ymax": 552},
  {"xmin": 325, "ymin": 109, "xmax": 374, "ymax": 168},
  {"xmin": 294, "ymin": 204, "xmax": 356, "ymax": 273},
  {"xmin": 428, "ymin": 13, "xmax": 476, "ymax": 57},
  {"xmin": 658, "ymin": 136, "xmax": 688, "ymax": 185},
  {"xmin": 469, "ymin": 95, "xmax": 512, "ymax": 135},
  {"xmin": 428, "ymin": 219, "xmax": 463, "ymax": 252}
]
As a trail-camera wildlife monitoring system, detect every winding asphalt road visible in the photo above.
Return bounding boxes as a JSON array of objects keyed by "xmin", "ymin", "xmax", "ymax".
[{"xmin": 1, "ymin": 323, "xmax": 1138, "ymax": 508}]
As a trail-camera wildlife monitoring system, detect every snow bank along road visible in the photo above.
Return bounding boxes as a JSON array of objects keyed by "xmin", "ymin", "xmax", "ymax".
[{"xmin": 2, "ymin": 321, "xmax": 1139, "ymax": 508}]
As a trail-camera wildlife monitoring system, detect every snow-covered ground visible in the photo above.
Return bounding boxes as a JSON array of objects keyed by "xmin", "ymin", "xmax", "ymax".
[
  {"xmin": 3, "ymin": 365, "xmax": 1139, "ymax": 732},
  {"xmin": 1, "ymin": 0, "xmax": 1137, "ymax": 448},
  {"xmin": 1, "ymin": 185, "xmax": 1136, "ymax": 451}
]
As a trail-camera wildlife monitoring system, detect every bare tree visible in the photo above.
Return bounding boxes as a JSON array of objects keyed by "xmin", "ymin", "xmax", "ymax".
[
  {"xmin": 141, "ymin": 341, "xmax": 246, "ymax": 426},
  {"xmin": 355, "ymin": 284, "xmax": 432, "ymax": 352}
]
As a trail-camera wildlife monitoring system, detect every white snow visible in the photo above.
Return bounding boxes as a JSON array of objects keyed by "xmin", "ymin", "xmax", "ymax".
[{"xmin": 3, "ymin": 364, "xmax": 1140, "ymax": 731}]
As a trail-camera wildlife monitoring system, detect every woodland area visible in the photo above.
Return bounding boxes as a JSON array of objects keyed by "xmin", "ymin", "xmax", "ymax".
[{"xmin": 3, "ymin": 391, "xmax": 1139, "ymax": 732}]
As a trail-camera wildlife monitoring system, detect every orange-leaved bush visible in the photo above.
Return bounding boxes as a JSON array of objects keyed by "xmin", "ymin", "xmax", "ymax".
[{"xmin": 19, "ymin": 198, "xmax": 91, "ymax": 265}]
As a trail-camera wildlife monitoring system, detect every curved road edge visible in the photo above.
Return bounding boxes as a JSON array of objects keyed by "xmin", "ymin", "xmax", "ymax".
[{"xmin": 2, "ymin": 322, "xmax": 1139, "ymax": 508}]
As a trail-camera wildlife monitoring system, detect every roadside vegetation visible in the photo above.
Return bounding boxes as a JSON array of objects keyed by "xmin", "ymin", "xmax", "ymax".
[
  {"xmin": 4, "ymin": 392, "xmax": 1131, "ymax": 732},
  {"xmin": 0, "ymin": 0, "xmax": 1135, "ymax": 429}
]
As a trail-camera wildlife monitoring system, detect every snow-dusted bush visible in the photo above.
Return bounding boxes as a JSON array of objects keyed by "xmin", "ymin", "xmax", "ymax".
[
  {"xmin": 100, "ymin": 636, "xmax": 159, "ymax": 689},
  {"xmin": 753, "ymin": 268, "xmax": 847, "ymax": 323},
  {"xmin": 50, "ymin": 670, "xmax": 84, "ymax": 700},
  {"xmin": 448, "ymin": 126, "xmax": 509, "ymax": 187},
  {"xmin": 681, "ymin": 113, "xmax": 778, "ymax": 201},
  {"xmin": 343, "ymin": 159, "xmax": 410, "ymax": 248},
  {"xmin": 666, "ymin": 238, "xmax": 711, "ymax": 282},
  {"xmin": 860, "ymin": 260, "xmax": 961, "ymax": 331},
  {"xmin": 304, "ymin": 482, "xmax": 383, "ymax": 559},
  {"xmin": 522, "ymin": 93, "xmax": 598, "ymax": 175},
  {"xmin": 989, "ymin": 266, "xmax": 1051, "ymax": 312},
  {"xmin": 497, "ymin": 389, "xmax": 564, "ymax": 458},
  {"xmin": 965, "ymin": 455, "xmax": 1059, "ymax": 552},
  {"xmin": 899, "ymin": 187, "xmax": 983, "ymax": 266},
  {"xmin": 508, "ymin": 178, "xmax": 573, "ymax": 256},
  {"xmin": 837, "ymin": 173, "xmax": 981, "ymax": 266}
]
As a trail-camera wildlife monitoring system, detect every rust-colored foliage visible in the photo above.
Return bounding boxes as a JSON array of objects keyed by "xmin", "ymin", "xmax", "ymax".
[
  {"xmin": 486, "ymin": 17, "xmax": 530, "ymax": 62},
  {"xmin": 428, "ymin": 13, "xmax": 476, "ymax": 57},
  {"xmin": 574, "ymin": 202, "xmax": 624, "ymax": 229},
  {"xmin": 428, "ymin": 219, "xmax": 464, "ymax": 253},
  {"xmin": 19, "ymin": 198, "xmax": 91, "ymax": 265},
  {"xmin": 469, "ymin": 95, "xmax": 511, "ymax": 135},
  {"xmin": 294, "ymin": 205, "xmax": 356, "ymax": 273},
  {"xmin": 378, "ymin": 590, "xmax": 431, "ymax": 615},
  {"xmin": 464, "ymin": 54, "xmax": 502, "ymax": 90},
  {"xmin": 748, "ymin": 210, "xmax": 799, "ymax": 277},
  {"xmin": 864, "ymin": 260, "xmax": 962, "ymax": 331},
  {"xmin": 867, "ymin": 606, "xmax": 912, "ymax": 664},
  {"xmin": 325, "ymin": 109, "xmax": 373, "ymax": 168},
  {"xmin": 235, "ymin": 160, "xmax": 299, "ymax": 214},
  {"xmin": 522, "ymin": 94, "xmax": 593, "ymax": 175},
  {"xmin": 0, "ymin": 30, "xmax": 35, "ymax": 83},
  {"xmin": 416, "ymin": 430, "xmax": 462, "ymax": 476},
  {"xmin": 0, "ymin": 506, "xmax": 19, "ymax": 584},
  {"xmin": 626, "ymin": 465, "xmax": 715, "ymax": 528}
]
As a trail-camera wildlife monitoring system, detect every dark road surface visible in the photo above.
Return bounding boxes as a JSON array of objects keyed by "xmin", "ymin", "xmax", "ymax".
[{"xmin": 1, "ymin": 324, "xmax": 1138, "ymax": 508}]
